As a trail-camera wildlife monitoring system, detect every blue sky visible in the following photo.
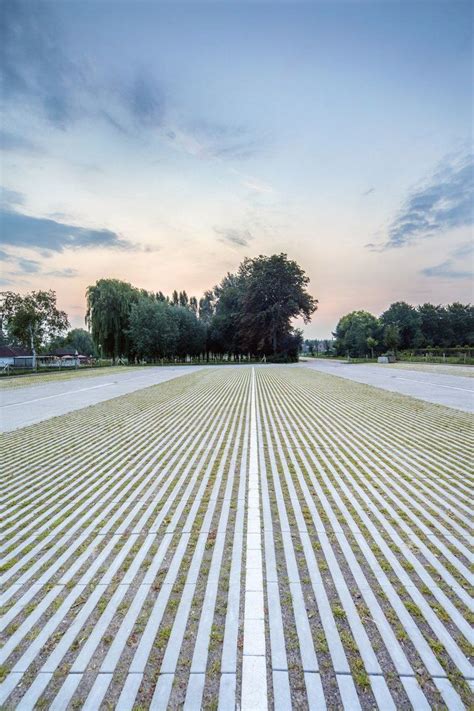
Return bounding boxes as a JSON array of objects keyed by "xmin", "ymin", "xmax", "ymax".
[{"xmin": 1, "ymin": 0, "xmax": 472, "ymax": 337}]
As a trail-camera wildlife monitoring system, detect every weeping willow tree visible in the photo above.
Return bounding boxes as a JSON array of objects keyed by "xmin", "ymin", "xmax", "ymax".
[{"xmin": 85, "ymin": 279, "xmax": 139, "ymax": 361}]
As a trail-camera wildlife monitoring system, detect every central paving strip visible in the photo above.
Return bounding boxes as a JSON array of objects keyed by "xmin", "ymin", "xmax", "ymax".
[
  {"xmin": 240, "ymin": 368, "xmax": 268, "ymax": 710},
  {"xmin": 1, "ymin": 366, "xmax": 471, "ymax": 709}
]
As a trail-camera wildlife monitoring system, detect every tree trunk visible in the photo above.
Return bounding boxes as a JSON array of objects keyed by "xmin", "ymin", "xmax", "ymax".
[{"xmin": 29, "ymin": 325, "xmax": 37, "ymax": 370}]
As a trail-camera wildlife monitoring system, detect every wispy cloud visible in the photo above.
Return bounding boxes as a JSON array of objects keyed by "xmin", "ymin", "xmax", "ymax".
[
  {"xmin": 1, "ymin": 188, "xmax": 24, "ymax": 208},
  {"xmin": 0, "ymin": 1, "xmax": 166, "ymax": 133},
  {"xmin": 0, "ymin": 130, "xmax": 39, "ymax": 153},
  {"xmin": 367, "ymin": 153, "xmax": 473, "ymax": 251},
  {"xmin": 45, "ymin": 267, "xmax": 79, "ymax": 278},
  {"xmin": 126, "ymin": 72, "xmax": 165, "ymax": 128},
  {"xmin": 421, "ymin": 261, "xmax": 472, "ymax": 280},
  {"xmin": 1, "ymin": 0, "xmax": 78, "ymax": 127},
  {"xmin": 17, "ymin": 257, "xmax": 41, "ymax": 274},
  {"xmin": 420, "ymin": 240, "xmax": 473, "ymax": 281},
  {"xmin": 168, "ymin": 119, "xmax": 262, "ymax": 162},
  {"xmin": 1, "ymin": 1, "xmax": 261, "ymax": 170},
  {"xmin": 0, "ymin": 248, "xmax": 79, "ymax": 279},
  {"xmin": 451, "ymin": 240, "xmax": 474, "ymax": 260},
  {"xmin": 214, "ymin": 227, "xmax": 253, "ymax": 247},
  {"xmin": 1, "ymin": 208, "xmax": 137, "ymax": 253}
]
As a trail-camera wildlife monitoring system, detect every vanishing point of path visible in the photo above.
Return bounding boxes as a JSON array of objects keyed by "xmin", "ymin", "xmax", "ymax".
[{"xmin": 1, "ymin": 367, "xmax": 472, "ymax": 709}]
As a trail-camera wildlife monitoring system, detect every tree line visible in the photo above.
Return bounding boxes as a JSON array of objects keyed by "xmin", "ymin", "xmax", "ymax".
[
  {"xmin": 86, "ymin": 254, "xmax": 317, "ymax": 362},
  {"xmin": 1, "ymin": 254, "xmax": 318, "ymax": 363},
  {"xmin": 334, "ymin": 301, "xmax": 474, "ymax": 358}
]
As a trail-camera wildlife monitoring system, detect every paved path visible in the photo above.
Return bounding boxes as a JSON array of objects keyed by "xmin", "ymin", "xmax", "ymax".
[
  {"xmin": 1, "ymin": 367, "xmax": 471, "ymax": 709},
  {"xmin": 0, "ymin": 366, "xmax": 206, "ymax": 432},
  {"xmin": 300, "ymin": 359, "xmax": 474, "ymax": 413}
]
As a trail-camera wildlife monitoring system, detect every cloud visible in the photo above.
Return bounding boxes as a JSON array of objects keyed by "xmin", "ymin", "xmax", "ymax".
[
  {"xmin": 0, "ymin": 248, "xmax": 40, "ymax": 277},
  {"xmin": 126, "ymin": 73, "xmax": 165, "ymax": 127},
  {"xmin": 368, "ymin": 153, "xmax": 473, "ymax": 250},
  {"xmin": 0, "ymin": 248, "xmax": 79, "ymax": 280},
  {"xmin": 170, "ymin": 120, "xmax": 261, "ymax": 162},
  {"xmin": 451, "ymin": 240, "xmax": 474, "ymax": 260},
  {"xmin": 45, "ymin": 267, "xmax": 79, "ymax": 278},
  {"xmin": 100, "ymin": 110, "xmax": 130, "ymax": 136},
  {"xmin": 214, "ymin": 227, "xmax": 253, "ymax": 247},
  {"xmin": 17, "ymin": 257, "xmax": 41, "ymax": 274},
  {"xmin": 1, "ymin": 0, "xmax": 78, "ymax": 127},
  {"xmin": 241, "ymin": 178, "xmax": 274, "ymax": 195},
  {"xmin": 1, "ymin": 208, "xmax": 137, "ymax": 253},
  {"xmin": 420, "ymin": 261, "xmax": 472, "ymax": 280},
  {"xmin": 1, "ymin": 187, "xmax": 24, "ymax": 208},
  {"xmin": 2, "ymin": 2, "xmax": 264, "ymax": 169},
  {"xmin": 0, "ymin": 130, "xmax": 39, "ymax": 153},
  {"xmin": 1, "ymin": 1, "xmax": 166, "ymax": 133},
  {"xmin": 0, "ymin": 248, "xmax": 14, "ymax": 262},
  {"xmin": 420, "ymin": 240, "xmax": 473, "ymax": 281}
]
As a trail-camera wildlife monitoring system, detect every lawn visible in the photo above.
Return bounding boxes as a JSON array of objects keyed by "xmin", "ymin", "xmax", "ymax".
[{"xmin": 1, "ymin": 367, "xmax": 471, "ymax": 709}]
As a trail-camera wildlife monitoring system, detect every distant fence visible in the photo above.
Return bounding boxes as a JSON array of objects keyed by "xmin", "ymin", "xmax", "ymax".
[{"xmin": 397, "ymin": 348, "xmax": 473, "ymax": 364}]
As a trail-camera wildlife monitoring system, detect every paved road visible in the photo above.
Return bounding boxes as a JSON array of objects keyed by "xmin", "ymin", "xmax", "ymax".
[
  {"xmin": 0, "ymin": 366, "xmax": 207, "ymax": 432},
  {"xmin": 300, "ymin": 359, "xmax": 474, "ymax": 413}
]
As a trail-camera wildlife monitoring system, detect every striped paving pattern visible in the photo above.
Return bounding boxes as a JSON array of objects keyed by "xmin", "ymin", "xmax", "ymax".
[{"xmin": 1, "ymin": 366, "xmax": 472, "ymax": 709}]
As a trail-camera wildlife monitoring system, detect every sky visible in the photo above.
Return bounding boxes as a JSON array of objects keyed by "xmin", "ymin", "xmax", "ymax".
[{"xmin": 1, "ymin": 0, "xmax": 473, "ymax": 338}]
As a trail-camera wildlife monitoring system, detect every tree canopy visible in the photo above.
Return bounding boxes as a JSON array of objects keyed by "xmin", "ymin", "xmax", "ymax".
[
  {"xmin": 128, "ymin": 298, "xmax": 179, "ymax": 360},
  {"xmin": 82, "ymin": 254, "xmax": 317, "ymax": 362},
  {"xmin": 207, "ymin": 254, "xmax": 316, "ymax": 359},
  {"xmin": 333, "ymin": 310, "xmax": 380, "ymax": 357},
  {"xmin": 0, "ymin": 290, "xmax": 69, "ymax": 366},
  {"xmin": 380, "ymin": 301, "xmax": 422, "ymax": 350},
  {"xmin": 334, "ymin": 301, "xmax": 474, "ymax": 356},
  {"xmin": 47, "ymin": 328, "xmax": 97, "ymax": 356},
  {"xmin": 85, "ymin": 279, "xmax": 139, "ymax": 360},
  {"xmin": 238, "ymin": 254, "xmax": 317, "ymax": 355}
]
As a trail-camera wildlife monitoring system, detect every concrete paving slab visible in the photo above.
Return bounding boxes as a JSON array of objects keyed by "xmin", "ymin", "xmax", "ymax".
[
  {"xmin": 0, "ymin": 365, "xmax": 208, "ymax": 431},
  {"xmin": 300, "ymin": 359, "xmax": 474, "ymax": 412}
]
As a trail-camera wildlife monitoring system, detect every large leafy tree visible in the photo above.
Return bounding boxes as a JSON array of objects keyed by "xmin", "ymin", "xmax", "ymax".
[
  {"xmin": 47, "ymin": 328, "xmax": 97, "ymax": 356},
  {"xmin": 333, "ymin": 310, "xmax": 380, "ymax": 357},
  {"xmin": 171, "ymin": 306, "xmax": 206, "ymax": 358},
  {"xmin": 238, "ymin": 253, "xmax": 317, "ymax": 355},
  {"xmin": 198, "ymin": 291, "xmax": 215, "ymax": 325},
  {"xmin": 417, "ymin": 303, "xmax": 445, "ymax": 347},
  {"xmin": 85, "ymin": 279, "xmax": 138, "ymax": 361},
  {"xmin": 380, "ymin": 302, "xmax": 422, "ymax": 350},
  {"xmin": 444, "ymin": 303, "xmax": 474, "ymax": 346},
  {"xmin": 209, "ymin": 273, "xmax": 245, "ymax": 355},
  {"xmin": 383, "ymin": 324, "xmax": 401, "ymax": 353},
  {"xmin": 64, "ymin": 328, "xmax": 97, "ymax": 356},
  {"xmin": 0, "ymin": 290, "xmax": 69, "ymax": 367},
  {"xmin": 198, "ymin": 290, "xmax": 215, "ymax": 360},
  {"xmin": 128, "ymin": 297, "xmax": 178, "ymax": 360}
]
